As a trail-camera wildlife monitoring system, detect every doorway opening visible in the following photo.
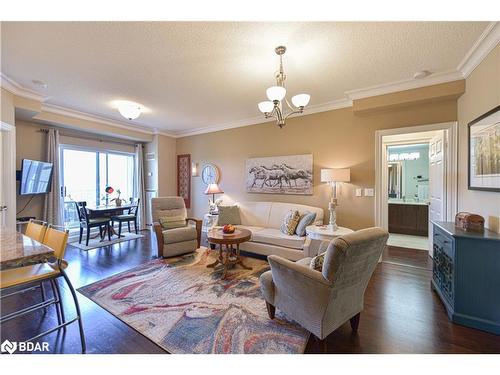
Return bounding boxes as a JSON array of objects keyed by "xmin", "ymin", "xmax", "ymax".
[{"xmin": 375, "ymin": 122, "xmax": 458, "ymax": 268}]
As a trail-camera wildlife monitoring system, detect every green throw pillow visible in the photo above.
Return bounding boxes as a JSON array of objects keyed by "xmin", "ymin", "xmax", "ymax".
[
  {"xmin": 159, "ymin": 216, "xmax": 186, "ymax": 230},
  {"xmin": 218, "ymin": 205, "xmax": 241, "ymax": 226}
]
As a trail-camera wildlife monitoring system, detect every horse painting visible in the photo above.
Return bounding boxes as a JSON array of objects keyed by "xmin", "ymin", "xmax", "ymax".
[{"xmin": 246, "ymin": 154, "xmax": 313, "ymax": 195}]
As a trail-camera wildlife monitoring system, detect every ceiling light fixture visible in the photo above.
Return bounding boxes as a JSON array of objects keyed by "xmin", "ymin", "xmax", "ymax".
[
  {"xmin": 115, "ymin": 100, "xmax": 143, "ymax": 120},
  {"xmin": 257, "ymin": 46, "xmax": 310, "ymax": 128}
]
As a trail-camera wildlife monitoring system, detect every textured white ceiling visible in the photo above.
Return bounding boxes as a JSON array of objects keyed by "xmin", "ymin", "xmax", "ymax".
[{"xmin": 0, "ymin": 22, "xmax": 489, "ymax": 134}]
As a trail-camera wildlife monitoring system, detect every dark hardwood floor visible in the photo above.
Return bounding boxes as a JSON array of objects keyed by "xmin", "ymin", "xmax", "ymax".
[
  {"xmin": 382, "ymin": 245, "xmax": 433, "ymax": 270},
  {"xmin": 1, "ymin": 231, "xmax": 499, "ymax": 354}
]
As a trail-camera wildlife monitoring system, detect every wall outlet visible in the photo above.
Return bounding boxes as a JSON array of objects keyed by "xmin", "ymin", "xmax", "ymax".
[
  {"xmin": 364, "ymin": 188, "xmax": 375, "ymax": 197},
  {"xmin": 355, "ymin": 188, "xmax": 362, "ymax": 197}
]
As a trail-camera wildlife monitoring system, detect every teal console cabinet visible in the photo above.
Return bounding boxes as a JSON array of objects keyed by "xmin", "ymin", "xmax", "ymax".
[{"xmin": 431, "ymin": 221, "xmax": 500, "ymax": 335}]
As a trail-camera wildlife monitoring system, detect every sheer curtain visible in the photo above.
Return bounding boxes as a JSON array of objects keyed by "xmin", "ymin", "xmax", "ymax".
[
  {"xmin": 43, "ymin": 129, "xmax": 63, "ymax": 225},
  {"xmin": 134, "ymin": 144, "xmax": 147, "ymax": 230}
]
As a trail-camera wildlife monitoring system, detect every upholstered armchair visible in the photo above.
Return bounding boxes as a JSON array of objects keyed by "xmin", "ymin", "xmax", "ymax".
[
  {"xmin": 152, "ymin": 197, "xmax": 202, "ymax": 258},
  {"xmin": 260, "ymin": 227, "xmax": 388, "ymax": 341}
]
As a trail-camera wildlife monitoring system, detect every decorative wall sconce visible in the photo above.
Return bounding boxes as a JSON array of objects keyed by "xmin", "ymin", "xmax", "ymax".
[{"xmin": 191, "ymin": 162, "xmax": 199, "ymax": 177}]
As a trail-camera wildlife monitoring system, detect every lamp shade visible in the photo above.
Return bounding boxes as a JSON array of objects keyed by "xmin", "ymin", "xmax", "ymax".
[
  {"xmin": 258, "ymin": 101, "xmax": 274, "ymax": 113},
  {"xmin": 204, "ymin": 183, "xmax": 224, "ymax": 195},
  {"xmin": 266, "ymin": 86, "xmax": 287, "ymax": 101},
  {"xmin": 321, "ymin": 168, "xmax": 351, "ymax": 183},
  {"xmin": 291, "ymin": 94, "xmax": 310, "ymax": 108}
]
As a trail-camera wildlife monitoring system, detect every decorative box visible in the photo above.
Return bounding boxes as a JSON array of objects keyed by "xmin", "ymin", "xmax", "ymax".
[{"xmin": 454, "ymin": 212, "xmax": 484, "ymax": 232}]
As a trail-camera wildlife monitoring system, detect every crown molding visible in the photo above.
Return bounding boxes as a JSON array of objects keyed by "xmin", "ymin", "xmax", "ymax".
[
  {"xmin": 457, "ymin": 21, "xmax": 500, "ymax": 78},
  {"xmin": 345, "ymin": 69, "xmax": 464, "ymax": 101},
  {"xmin": 0, "ymin": 72, "xmax": 49, "ymax": 102},
  {"xmin": 174, "ymin": 97, "xmax": 353, "ymax": 138},
  {"xmin": 41, "ymin": 103, "xmax": 177, "ymax": 137}
]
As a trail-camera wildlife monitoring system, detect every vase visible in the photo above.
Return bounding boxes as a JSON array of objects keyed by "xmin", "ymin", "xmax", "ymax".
[{"xmin": 115, "ymin": 198, "xmax": 122, "ymax": 207}]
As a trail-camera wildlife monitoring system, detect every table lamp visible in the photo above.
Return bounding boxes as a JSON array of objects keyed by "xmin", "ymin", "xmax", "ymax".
[
  {"xmin": 321, "ymin": 168, "xmax": 351, "ymax": 230},
  {"xmin": 204, "ymin": 183, "xmax": 224, "ymax": 214}
]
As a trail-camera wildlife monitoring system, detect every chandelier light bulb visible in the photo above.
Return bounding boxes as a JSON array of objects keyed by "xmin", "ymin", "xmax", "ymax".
[
  {"xmin": 291, "ymin": 94, "xmax": 310, "ymax": 108},
  {"xmin": 266, "ymin": 86, "xmax": 287, "ymax": 102},
  {"xmin": 258, "ymin": 101, "xmax": 274, "ymax": 113}
]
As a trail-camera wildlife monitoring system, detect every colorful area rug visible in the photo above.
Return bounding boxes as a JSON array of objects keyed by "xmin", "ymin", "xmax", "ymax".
[{"xmin": 78, "ymin": 249, "xmax": 309, "ymax": 354}]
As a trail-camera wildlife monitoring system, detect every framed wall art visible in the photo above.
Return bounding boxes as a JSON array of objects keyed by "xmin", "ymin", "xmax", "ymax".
[
  {"xmin": 468, "ymin": 105, "xmax": 500, "ymax": 192},
  {"xmin": 246, "ymin": 154, "xmax": 313, "ymax": 195},
  {"xmin": 177, "ymin": 154, "xmax": 191, "ymax": 208}
]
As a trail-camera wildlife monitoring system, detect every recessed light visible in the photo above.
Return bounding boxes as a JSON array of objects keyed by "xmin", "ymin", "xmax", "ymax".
[
  {"xmin": 413, "ymin": 70, "xmax": 432, "ymax": 79},
  {"xmin": 32, "ymin": 79, "xmax": 48, "ymax": 88}
]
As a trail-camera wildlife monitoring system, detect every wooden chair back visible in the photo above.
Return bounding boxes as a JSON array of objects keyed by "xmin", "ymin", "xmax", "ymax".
[
  {"xmin": 75, "ymin": 201, "xmax": 90, "ymax": 225},
  {"xmin": 128, "ymin": 198, "xmax": 140, "ymax": 216}
]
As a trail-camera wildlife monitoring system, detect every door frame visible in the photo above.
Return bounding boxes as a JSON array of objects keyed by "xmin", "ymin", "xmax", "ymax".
[
  {"xmin": 374, "ymin": 122, "xmax": 458, "ymax": 233},
  {"xmin": 1, "ymin": 121, "xmax": 16, "ymax": 229}
]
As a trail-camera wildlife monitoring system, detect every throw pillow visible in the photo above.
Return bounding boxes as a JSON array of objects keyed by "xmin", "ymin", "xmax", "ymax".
[
  {"xmin": 159, "ymin": 215, "xmax": 186, "ymax": 230},
  {"xmin": 295, "ymin": 212, "xmax": 317, "ymax": 236},
  {"xmin": 310, "ymin": 251, "xmax": 326, "ymax": 272},
  {"xmin": 217, "ymin": 205, "xmax": 242, "ymax": 226},
  {"xmin": 280, "ymin": 210, "xmax": 301, "ymax": 235}
]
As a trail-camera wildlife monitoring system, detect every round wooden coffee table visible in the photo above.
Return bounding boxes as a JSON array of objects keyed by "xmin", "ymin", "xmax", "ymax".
[{"xmin": 206, "ymin": 227, "xmax": 252, "ymax": 279}]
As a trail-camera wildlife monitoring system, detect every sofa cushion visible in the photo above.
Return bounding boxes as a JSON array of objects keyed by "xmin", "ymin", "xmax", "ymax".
[
  {"xmin": 280, "ymin": 210, "xmax": 301, "ymax": 235},
  {"xmin": 295, "ymin": 212, "xmax": 317, "ymax": 236},
  {"xmin": 268, "ymin": 202, "xmax": 324, "ymax": 229},
  {"xmin": 217, "ymin": 205, "xmax": 241, "ymax": 225},
  {"xmin": 162, "ymin": 226, "xmax": 197, "ymax": 244},
  {"xmin": 237, "ymin": 202, "xmax": 272, "ymax": 227},
  {"xmin": 251, "ymin": 228, "xmax": 305, "ymax": 250},
  {"xmin": 236, "ymin": 225, "xmax": 265, "ymax": 235}
]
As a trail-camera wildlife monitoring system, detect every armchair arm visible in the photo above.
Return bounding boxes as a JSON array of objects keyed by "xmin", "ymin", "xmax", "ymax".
[
  {"xmin": 153, "ymin": 222, "xmax": 164, "ymax": 258},
  {"xmin": 186, "ymin": 217, "xmax": 202, "ymax": 248},
  {"xmin": 268, "ymin": 255, "xmax": 331, "ymax": 287},
  {"xmin": 267, "ymin": 255, "xmax": 333, "ymax": 328}
]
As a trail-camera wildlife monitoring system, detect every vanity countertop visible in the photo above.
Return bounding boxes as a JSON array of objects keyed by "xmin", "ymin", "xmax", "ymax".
[{"xmin": 388, "ymin": 199, "xmax": 429, "ymax": 206}]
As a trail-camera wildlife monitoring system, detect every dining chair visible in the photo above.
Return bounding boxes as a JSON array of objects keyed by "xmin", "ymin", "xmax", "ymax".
[
  {"xmin": 25, "ymin": 219, "xmax": 47, "ymax": 242},
  {"xmin": 111, "ymin": 198, "xmax": 140, "ymax": 237},
  {"xmin": 0, "ymin": 225, "xmax": 86, "ymax": 353},
  {"xmin": 75, "ymin": 201, "xmax": 111, "ymax": 245}
]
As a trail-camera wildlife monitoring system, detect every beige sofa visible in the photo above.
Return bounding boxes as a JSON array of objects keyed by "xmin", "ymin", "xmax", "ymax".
[
  {"xmin": 260, "ymin": 227, "xmax": 389, "ymax": 341},
  {"xmin": 225, "ymin": 201, "xmax": 324, "ymax": 261}
]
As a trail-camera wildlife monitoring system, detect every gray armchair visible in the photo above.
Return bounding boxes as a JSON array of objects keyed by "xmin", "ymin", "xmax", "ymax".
[
  {"xmin": 152, "ymin": 196, "xmax": 202, "ymax": 258},
  {"xmin": 260, "ymin": 227, "xmax": 388, "ymax": 341}
]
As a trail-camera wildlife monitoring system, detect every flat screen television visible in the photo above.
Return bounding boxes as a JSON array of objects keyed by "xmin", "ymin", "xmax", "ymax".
[{"xmin": 19, "ymin": 159, "xmax": 54, "ymax": 195}]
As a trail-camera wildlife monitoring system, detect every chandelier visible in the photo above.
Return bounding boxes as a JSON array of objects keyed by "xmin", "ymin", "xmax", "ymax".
[{"xmin": 257, "ymin": 46, "xmax": 310, "ymax": 128}]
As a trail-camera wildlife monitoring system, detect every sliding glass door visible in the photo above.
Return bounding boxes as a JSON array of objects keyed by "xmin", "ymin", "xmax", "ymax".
[{"xmin": 61, "ymin": 146, "xmax": 135, "ymax": 229}]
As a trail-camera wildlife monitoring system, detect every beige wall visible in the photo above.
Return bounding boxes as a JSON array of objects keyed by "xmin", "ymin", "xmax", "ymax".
[
  {"xmin": 1, "ymin": 88, "xmax": 15, "ymax": 125},
  {"xmin": 457, "ymin": 44, "xmax": 500, "ymax": 232},
  {"xmin": 157, "ymin": 134, "xmax": 177, "ymax": 196},
  {"xmin": 15, "ymin": 121, "xmax": 47, "ymax": 219},
  {"xmin": 177, "ymin": 99, "xmax": 457, "ymax": 230}
]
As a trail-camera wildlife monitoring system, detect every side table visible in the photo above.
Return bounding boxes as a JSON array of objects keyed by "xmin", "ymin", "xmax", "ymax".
[{"xmin": 305, "ymin": 225, "xmax": 354, "ymax": 255}]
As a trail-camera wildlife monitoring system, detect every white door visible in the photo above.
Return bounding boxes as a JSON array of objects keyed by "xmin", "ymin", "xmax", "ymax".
[
  {"xmin": 428, "ymin": 130, "xmax": 446, "ymax": 256},
  {"xmin": 0, "ymin": 122, "xmax": 16, "ymax": 229}
]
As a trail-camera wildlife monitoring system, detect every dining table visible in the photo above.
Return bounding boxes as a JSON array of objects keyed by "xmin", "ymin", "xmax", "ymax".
[
  {"xmin": 0, "ymin": 228, "xmax": 55, "ymax": 271},
  {"xmin": 86, "ymin": 203, "xmax": 134, "ymax": 239}
]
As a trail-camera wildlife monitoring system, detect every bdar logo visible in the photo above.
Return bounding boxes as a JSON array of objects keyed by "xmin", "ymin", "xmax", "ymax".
[{"xmin": 1, "ymin": 339, "xmax": 17, "ymax": 354}]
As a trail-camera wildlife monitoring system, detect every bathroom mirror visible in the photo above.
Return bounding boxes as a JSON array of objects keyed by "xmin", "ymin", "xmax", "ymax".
[{"xmin": 388, "ymin": 162, "xmax": 402, "ymax": 198}]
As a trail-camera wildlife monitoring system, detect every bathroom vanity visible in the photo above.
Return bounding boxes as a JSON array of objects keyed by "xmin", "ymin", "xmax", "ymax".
[{"xmin": 388, "ymin": 199, "xmax": 429, "ymax": 236}]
